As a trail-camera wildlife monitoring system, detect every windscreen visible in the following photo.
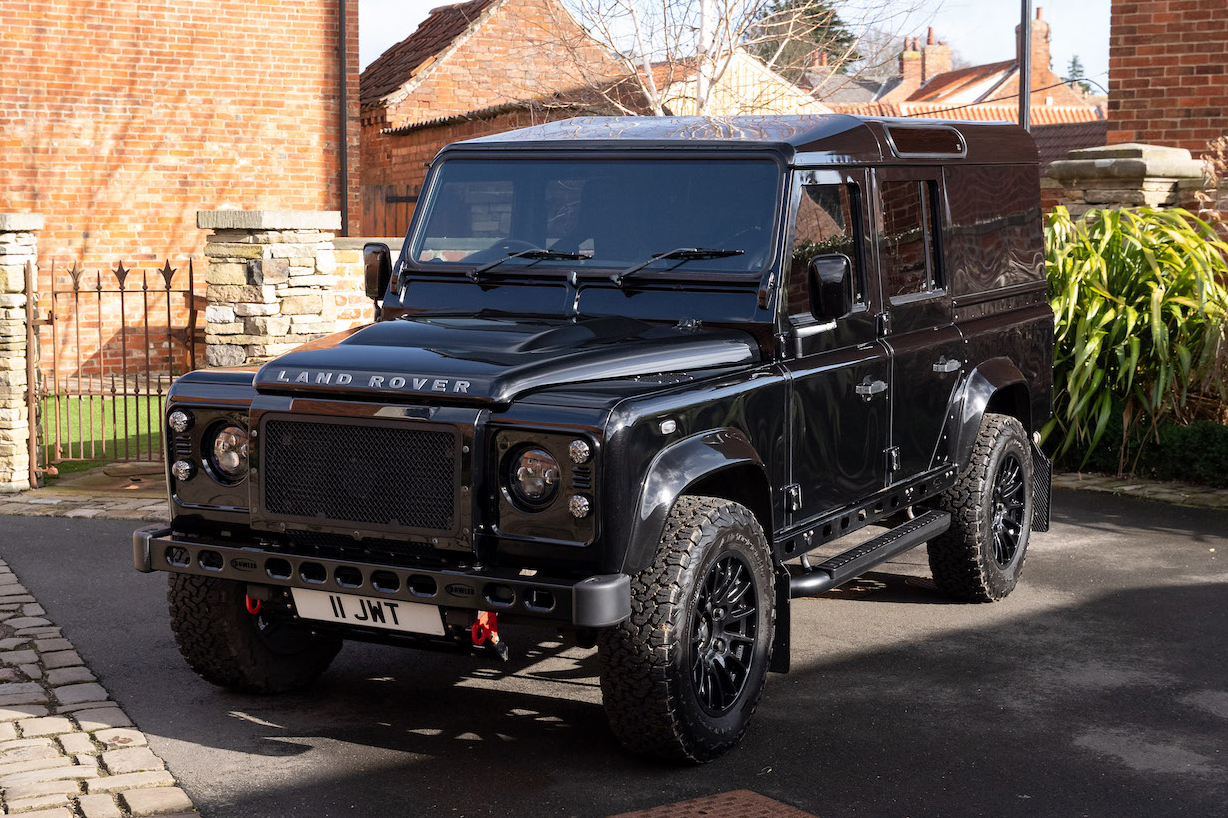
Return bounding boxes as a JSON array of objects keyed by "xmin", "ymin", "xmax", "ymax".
[{"xmin": 410, "ymin": 157, "xmax": 781, "ymax": 275}]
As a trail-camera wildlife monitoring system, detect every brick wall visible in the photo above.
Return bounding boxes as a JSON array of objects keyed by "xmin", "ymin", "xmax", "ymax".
[
  {"xmin": 360, "ymin": 0, "xmax": 621, "ymax": 232},
  {"xmin": 1108, "ymin": 0, "xmax": 1228, "ymax": 150},
  {"xmin": 1, "ymin": 0, "xmax": 360, "ymax": 380},
  {"xmin": 0, "ymin": 0, "xmax": 360, "ymax": 274}
]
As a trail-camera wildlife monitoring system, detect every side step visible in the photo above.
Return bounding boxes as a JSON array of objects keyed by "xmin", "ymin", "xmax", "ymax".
[{"xmin": 789, "ymin": 509, "xmax": 951, "ymax": 599}]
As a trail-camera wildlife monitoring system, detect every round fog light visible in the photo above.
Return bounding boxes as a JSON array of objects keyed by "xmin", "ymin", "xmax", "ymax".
[
  {"xmin": 568, "ymin": 439, "xmax": 591, "ymax": 464},
  {"xmin": 168, "ymin": 410, "xmax": 193, "ymax": 433},
  {"xmin": 568, "ymin": 495, "xmax": 590, "ymax": 519},
  {"xmin": 171, "ymin": 460, "xmax": 195, "ymax": 482}
]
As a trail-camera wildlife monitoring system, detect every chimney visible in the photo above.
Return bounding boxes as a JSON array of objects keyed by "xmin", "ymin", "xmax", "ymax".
[
  {"xmin": 1016, "ymin": 6, "xmax": 1051, "ymax": 90},
  {"xmin": 922, "ymin": 27, "xmax": 952, "ymax": 82},
  {"xmin": 899, "ymin": 36, "xmax": 922, "ymax": 91}
]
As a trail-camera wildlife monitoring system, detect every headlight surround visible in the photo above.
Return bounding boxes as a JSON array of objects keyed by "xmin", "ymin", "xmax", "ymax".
[
  {"xmin": 506, "ymin": 446, "xmax": 561, "ymax": 510},
  {"xmin": 206, "ymin": 424, "xmax": 250, "ymax": 484}
]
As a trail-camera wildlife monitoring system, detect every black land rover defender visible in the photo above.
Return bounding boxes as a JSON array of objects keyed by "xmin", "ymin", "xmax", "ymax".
[{"xmin": 135, "ymin": 115, "xmax": 1053, "ymax": 762}]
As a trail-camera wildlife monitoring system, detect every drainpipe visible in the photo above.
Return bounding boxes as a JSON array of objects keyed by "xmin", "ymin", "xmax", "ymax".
[
  {"xmin": 1018, "ymin": 0, "xmax": 1032, "ymax": 132},
  {"xmin": 338, "ymin": 0, "xmax": 350, "ymax": 235}
]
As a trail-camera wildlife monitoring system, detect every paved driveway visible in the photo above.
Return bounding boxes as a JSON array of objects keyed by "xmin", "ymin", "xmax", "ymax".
[{"xmin": 1, "ymin": 487, "xmax": 1225, "ymax": 817}]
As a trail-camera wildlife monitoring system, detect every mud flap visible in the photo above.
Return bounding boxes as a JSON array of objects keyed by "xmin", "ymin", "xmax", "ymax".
[
  {"xmin": 1031, "ymin": 440, "xmax": 1052, "ymax": 533},
  {"xmin": 770, "ymin": 565, "xmax": 791, "ymax": 673}
]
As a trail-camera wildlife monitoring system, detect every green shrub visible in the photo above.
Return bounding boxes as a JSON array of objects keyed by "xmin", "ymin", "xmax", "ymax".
[{"xmin": 1044, "ymin": 206, "xmax": 1228, "ymax": 473}]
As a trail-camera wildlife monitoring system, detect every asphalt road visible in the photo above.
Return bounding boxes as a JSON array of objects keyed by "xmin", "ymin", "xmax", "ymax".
[{"xmin": 1, "ymin": 488, "xmax": 1225, "ymax": 818}]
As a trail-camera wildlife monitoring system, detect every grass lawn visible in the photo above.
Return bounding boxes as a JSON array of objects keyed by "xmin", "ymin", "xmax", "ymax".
[{"xmin": 39, "ymin": 394, "xmax": 165, "ymax": 476}]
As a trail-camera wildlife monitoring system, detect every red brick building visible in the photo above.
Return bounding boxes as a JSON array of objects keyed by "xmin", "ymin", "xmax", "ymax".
[
  {"xmin": 0, "ymin": 0, "xmax": 360, "ymax": 270},
  {"xmin": 360, "ymin": 0, "xmax": 624, "ymax": 235},
  {"xmin": 821, "ymin": 9, "xmax": 1102, "ymax": 125},
  {"xmin": 1108, "ymin": 0, "xmax": 1228, "ymax": 150}
]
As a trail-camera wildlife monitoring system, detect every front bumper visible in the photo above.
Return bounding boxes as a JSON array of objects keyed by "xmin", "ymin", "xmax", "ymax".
[{"xmin": 133, "ymin": 525, "xmax": 630, "ymax": 629}]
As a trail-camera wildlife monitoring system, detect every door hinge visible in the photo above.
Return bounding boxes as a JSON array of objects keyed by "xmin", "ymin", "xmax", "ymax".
[
  {"xmin": 875, "ymin": 311, "xmax": 891, "ymax": 337},
  {"xmin": 785, "ymin": 484, "xmax": 802, "ymax": 512},
  {"xmin": 885, "ymin": 446, "xmax": 901, "ymax": 472}
]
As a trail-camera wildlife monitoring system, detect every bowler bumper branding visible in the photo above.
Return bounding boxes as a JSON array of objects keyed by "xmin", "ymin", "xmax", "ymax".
[{"xmin": 273, "ymin": 369, "xmax": 471, "ymax": 394}]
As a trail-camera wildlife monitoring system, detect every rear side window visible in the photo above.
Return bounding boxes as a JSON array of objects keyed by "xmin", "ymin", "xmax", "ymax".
[
  {"xmin": 880, "ymin": 180, "xmax": 942, "ymax": 299},
  {"xmin": 788, "ymin": 183, "xmax": 862, "ymax": 318}
]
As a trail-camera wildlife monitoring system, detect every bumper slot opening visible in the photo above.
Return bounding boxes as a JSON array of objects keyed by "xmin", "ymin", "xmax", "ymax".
[
  {"xmin": 334, "ymin": 566, "xmax": 363, "ymax": 589},
  {"xmin": 199, "ymin": 550, "xmax": 223, "ymax": 572},
  {"xmin": 408, "ymin": 574, "xmax": 437, "ymax": 598},
  {"xmin": 524, "ymin": 589, "xmax": 556, "ymax": 613},
  {"xmin": 300, "ymin": 562, "xmax": 327, "ymax": 584},
  {"xmin": 371, "ymin": 571, "xmax": 400, "ymax": 594},
  {"xmin": 265, "ymin": 558, "xmax": 292, "ymax": 580},
  {"xmin": 167, "ymin": 547, "xmax": 191, "ymax": 568},
  {"xmin": 485, "ymin": 583, "xmax": 515, "ymax": 608}
]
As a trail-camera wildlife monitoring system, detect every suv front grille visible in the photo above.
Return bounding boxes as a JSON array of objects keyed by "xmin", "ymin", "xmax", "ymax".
[{"xmin": 261, "ymin": 418, "xmax": 457, "ymax": 532}]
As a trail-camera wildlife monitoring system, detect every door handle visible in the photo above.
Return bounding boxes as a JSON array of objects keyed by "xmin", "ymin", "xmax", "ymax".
[
  {"xmin": 932, "ymin": 357, "xmax": 961, "ymax": 374},
  {"xmin": 856, "ymin": 379, "xmax": 888, "ymax": 398}
]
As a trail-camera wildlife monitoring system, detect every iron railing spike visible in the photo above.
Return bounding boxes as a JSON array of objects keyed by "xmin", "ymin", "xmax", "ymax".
[
  {"xmin": 160, "ymin": 260, "xmax": 176, "ymax": 290},
  {"xmin": 114, "ymin": 260, "xmax": 129, "ymax": 288}
]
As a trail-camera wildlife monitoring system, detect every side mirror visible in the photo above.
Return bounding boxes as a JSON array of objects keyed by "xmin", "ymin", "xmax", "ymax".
[
  {"xmin": 809, "ymin": 253, "xmax": 854, "ymax": 321},
  {"xmin": 364, "ymin": 243, "xmax": 393, "ymax": 301}
]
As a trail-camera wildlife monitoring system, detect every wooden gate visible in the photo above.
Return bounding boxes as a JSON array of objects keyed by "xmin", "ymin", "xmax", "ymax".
[
  {"xmin": 361, "ymin": 184, "xmax": 418, "ymax": 237},
  {"xmin": 25, "ymin": 259, "xmax": 202, "ymax": 476}
]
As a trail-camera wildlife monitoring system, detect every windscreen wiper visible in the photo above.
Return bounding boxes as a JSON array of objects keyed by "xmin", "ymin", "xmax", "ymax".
[
  {"xmin": 610, "ymin": 247, "xmax": 744, "ymax": 287},
  {"xmin": 468, "ymin": 247, "xmax": 591, "ymax": 281}
]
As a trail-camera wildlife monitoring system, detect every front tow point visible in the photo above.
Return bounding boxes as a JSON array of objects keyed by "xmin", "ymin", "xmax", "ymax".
[{"xmin": 472, "ymin": 611, "xmax": 509, "ymax": 661}]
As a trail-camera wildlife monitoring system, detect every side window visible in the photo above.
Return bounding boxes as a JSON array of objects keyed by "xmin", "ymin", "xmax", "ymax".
[
  {"xmin": 788, "ymin": 183, "xmax": 861, "ymax": 318},
  {"xmin": 880, "ymin": 179, "xmax": 942, "ymax": 299}
]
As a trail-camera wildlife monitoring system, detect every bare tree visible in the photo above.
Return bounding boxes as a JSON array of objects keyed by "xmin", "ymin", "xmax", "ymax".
[{"xmin": 529, "ymin": 0, "xmax": 934, "ymax": 117}]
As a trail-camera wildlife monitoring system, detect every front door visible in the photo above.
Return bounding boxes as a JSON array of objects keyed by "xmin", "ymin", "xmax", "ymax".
[
  {"xmin": 783, "ymin": 169, "xmax": 889, "ymax": 527},
  {"xmin": 874, "ymin": 168, "xmax": 964, "ymax": 480}
]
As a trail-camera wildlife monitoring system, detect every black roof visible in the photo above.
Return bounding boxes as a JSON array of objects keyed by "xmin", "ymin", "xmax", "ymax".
[{"xmin": 450, "ymin": 115, "xmax": 1038, "ymax": 165}]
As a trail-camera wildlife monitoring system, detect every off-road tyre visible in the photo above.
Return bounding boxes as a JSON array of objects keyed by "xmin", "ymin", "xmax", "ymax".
[
  {"xmin": 597, "ymin": 496, "xmax": 775, "ymax": 763},
  {"xmin": 168, "ymin": 574, "xmax": 342, "ymax": 694},
  {"xmin": 929, "ymin": 412, "xmax": 1033, "ymax": 602}
]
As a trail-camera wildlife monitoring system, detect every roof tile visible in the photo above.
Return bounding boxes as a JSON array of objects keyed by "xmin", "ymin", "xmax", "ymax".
[{"xmin": 360, "ymin": 0, "xmax": 501, "ymax": 107}]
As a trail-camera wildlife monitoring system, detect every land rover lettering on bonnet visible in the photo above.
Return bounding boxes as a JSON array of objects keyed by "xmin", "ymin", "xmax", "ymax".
[{"xmin": 134, "ymin": 115, "xmax": 1053, "ymax": 763}]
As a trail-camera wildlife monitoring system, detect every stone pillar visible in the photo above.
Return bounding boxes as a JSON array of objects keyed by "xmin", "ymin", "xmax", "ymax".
[
  {"xmin": 0, "ymin": 213, "xmax": 42, "ymax": 493},
  {"xmin": 1043, "ymin": 144, "xmax": 1206, "ymax": 218},
  {"xmin": 199, "ymin": 211, "xmax": 342, "ymax": 367}
]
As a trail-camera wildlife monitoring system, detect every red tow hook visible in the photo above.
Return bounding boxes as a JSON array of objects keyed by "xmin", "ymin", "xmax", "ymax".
[
  {"xmin": 471, "ymin": 611, "xmax": 509, "ymax": 661},
  {"xmin": 245, "ymin": 595, "xmax": 264, "ymax": 615}
]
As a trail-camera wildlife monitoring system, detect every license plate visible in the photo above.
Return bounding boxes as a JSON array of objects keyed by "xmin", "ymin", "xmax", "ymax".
[{"xmin": 290, "ymin": 588, "xmax": 445, "ymax": 636}]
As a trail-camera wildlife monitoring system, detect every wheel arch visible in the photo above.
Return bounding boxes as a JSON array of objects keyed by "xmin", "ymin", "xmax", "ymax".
[
  {"xmin": 623, "ymin": 428, "xmax": 773, "ymax": 577},
  {"xmin": 952, "ymin": 358, "xmax": 1032, "ymax": 470}
]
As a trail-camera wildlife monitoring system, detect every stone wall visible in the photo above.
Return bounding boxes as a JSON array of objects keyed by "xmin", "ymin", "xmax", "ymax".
[
  {"xmin": 201, "ymin": 213, "xmax": 394, "ymax": 368},
  {"xmin": 1042, "ymin": 143, "xmax": 1206, "ymax": 218},
  {"xmin": 201, "ymin": 212, "xmax": 346, "ymax": 368},
  {"xmin": 0, "ymin": 214, "xmax": 41, "ymax": 492}
]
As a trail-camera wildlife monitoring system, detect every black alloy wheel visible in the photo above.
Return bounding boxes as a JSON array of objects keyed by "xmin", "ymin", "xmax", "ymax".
[
  {"xmin": 990, "ymin": 452, "xmax": 1027, "ymax": 567},
  {"xmin": 929, "ymin": 413, "xmax": 1034, "ymax": 602},
  {"xmin": 690, "ymin": 553, "xmax": 759, "ymax": 714},
  {"xmin": 597, "ymin": 496, "xmax": 776, "ymax": 762}
]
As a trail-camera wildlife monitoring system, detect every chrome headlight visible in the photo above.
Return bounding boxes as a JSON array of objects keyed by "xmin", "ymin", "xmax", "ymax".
[
  {"xmin": 207, "ymin": 424, "xmax": 250, "ymax": 483},
  {"xmin": 507, "ymin": 447, "xmax": 561, "ymax": 509}
]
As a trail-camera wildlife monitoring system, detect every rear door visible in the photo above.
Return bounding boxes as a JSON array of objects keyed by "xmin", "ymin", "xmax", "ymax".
[
  {"xmin": 874, "ymin": 168, "xmax": 964, "ymax": 480},
  {"xmin": 783, "ymin": 169, "xmax": 890, "ymax": 527}
]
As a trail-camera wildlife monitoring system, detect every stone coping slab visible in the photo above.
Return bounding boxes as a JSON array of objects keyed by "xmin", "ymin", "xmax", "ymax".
[
  {"xmin": 0, "ymin": 213, "xmax": 45, "ymax": 232},
  {"xmin": 198, "ymin": 210, "xmax": 341, "ymax": 231}
]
